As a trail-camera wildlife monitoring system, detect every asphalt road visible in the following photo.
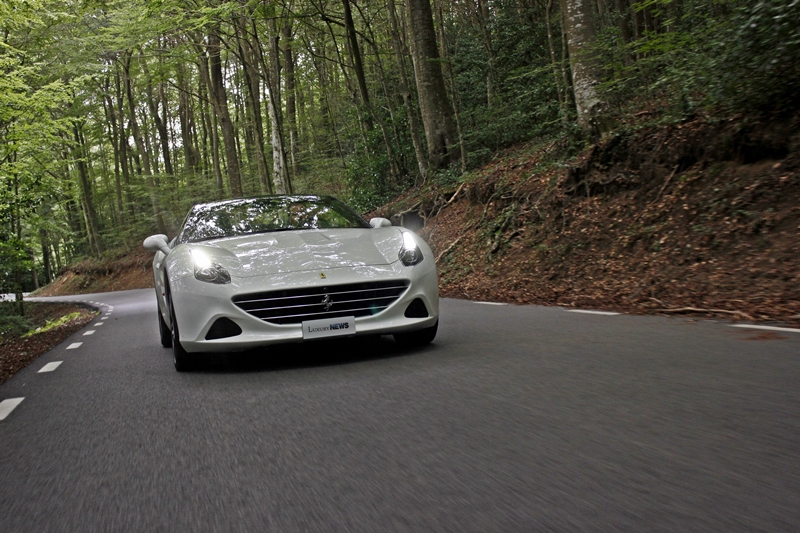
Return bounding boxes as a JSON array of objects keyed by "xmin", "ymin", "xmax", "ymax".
[{"xmin": 1, "ymin": 289, "xmax": 799, "ymax": 532}]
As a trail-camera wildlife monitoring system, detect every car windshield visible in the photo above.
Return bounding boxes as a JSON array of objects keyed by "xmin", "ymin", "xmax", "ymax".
[{"xmin": 177, "ymin": 195, "xmax": 370, "ymax": 244}]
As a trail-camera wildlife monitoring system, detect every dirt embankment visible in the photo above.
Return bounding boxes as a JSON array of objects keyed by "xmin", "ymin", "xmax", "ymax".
[
  {"xmin": 377, "ymin": 113, "xmax": 800, "ymax": 325},
  {"xmin": 40, "ymin": 113, "xmax": 800, "ymax": 324},
  {"xmin": 34, "ymin": 248, "xmax": 154, "ymax": 297}
]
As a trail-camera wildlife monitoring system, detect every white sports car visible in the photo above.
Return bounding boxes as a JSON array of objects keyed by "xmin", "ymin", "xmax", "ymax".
[{"xmin": 143, "ymin": 195, "xmax": 439, "ymax": 371}]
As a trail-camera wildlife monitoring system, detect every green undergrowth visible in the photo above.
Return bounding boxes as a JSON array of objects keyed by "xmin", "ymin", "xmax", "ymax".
[{"xmin": 21, "ymin": 311, "xmax": 87, "ymax": 338}]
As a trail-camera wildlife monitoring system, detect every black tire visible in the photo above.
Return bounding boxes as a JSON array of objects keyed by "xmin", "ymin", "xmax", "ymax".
[
  {"xmin": 393, "ymin": 320, "xmax": 438, "ymax": 348},
  {"xmin": 168, "ymin": 293, "xmax": 193, "ymax": 372},
  {"xmin": 158, "ymin": 308, "xmax": 172, "ymax": 348}
]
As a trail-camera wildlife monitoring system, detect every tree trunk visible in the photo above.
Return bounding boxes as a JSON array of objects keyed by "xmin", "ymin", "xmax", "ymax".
[
  {"xmin": 476, "ymin": 0, "xmax": 495, "ymax": 109},
  {"xmin": 546, "ymin": 0, "xmax": 567, "ymax": 119},
  {"xmin": 40, "ymin": 229, "xmax": 52, "ymax": 284},
  {"xmin": 176, "ymin": 61, "xmax": 200, "ymax": 182},
  {"xmin": 562, "ymin": 0, "xmax": 606, "ymax": 136},
  {"xmin": 73, "ymin": 123, "xmax": 103, "ymax": 256},
  {"xmin": 122, "ymin": 53, "xmax": 167, "ymax": 234},
  {"xmin": 114, "ymin": 65, "xmax": 134, "ymax": 219},
  {"xmin": 406, "ymin": 0, "xmax": 460, "ymax": 169},
  {"xmin": 388, "ymin": 0, "xmax": 428, "ymax": 180},
  {"xmin": 342, "ymin": 0, "xmax": 373, "ymax": 132},
  {"xmin": 266, "ymin": 18, "xmax": 292, "ymax": 194},
  {"xmin": 435, "ymin": 0, "xmax": 467, "ymax": 170},
  {"xmin": 101, "ymin": 87, "xmax": 126, "ymax": 224},
  {"xmin": 236, "ymin": 17, "xmax": 272, "ymax": 194},
  {"xmin": 206, "ymin": 28, "xmax": 244, "ymax": 197},
  {"xmin": 140, "ymin": 49, "xmax": 174, "ymax": 176},
  {"xmin": 281, "ymin": 23, "xmax": 299, "ymax": 179}
]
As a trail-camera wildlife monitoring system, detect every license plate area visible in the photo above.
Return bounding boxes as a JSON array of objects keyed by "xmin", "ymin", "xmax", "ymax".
[{"xmin": 302, "ymin": 316, "xmax": 356, "ymax": 340}]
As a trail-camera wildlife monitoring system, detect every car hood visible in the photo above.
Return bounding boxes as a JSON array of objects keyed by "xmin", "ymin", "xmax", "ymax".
[{"xmin": 185, "ymin": 228, "xmax": 405, "ymax": 278}]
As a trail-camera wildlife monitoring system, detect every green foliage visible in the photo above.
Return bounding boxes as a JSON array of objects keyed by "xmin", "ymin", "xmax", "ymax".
[
  {"xmin": 452, "ymin": 6, "xmax": 563, "ymax": 167},
  {"xmin": 343, "ymin": 147, "xmax": 400, "ymax": 213},
  {"xmin": 0, "ymin": 314, "xmax": 31, "ymax": 338},
  {"xmin": 597, "ymin": 0, "xmax": 800, "ymax": 120},
  {"xmin": 715, "ymin": 0, "xmax": 800, "ymax": 112},
  {"xmin": 0, "ymin": 239, "xmax": 32, "ymax": 294},
  {"xmin": 23, "ymin": 310, "xmax": 83, "ymax": 337}
]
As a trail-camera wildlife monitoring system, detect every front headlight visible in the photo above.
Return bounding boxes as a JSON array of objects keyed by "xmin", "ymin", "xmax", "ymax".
[
  {"xmin": 190, "ymin": 249, "xmax": 231, "ymax": 284},
  {"xmin": 398, "ymin": 231, "xmax": 423, "ymax": 267}
]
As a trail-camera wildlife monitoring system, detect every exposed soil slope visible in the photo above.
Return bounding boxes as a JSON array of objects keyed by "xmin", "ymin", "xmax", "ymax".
[
  {"xmin": 376, "ymin": 113, "xmax": 800, "ymax": 325},
  {"xmin": 38, "ymin": 114, "xmax": 800, "ymax": 325},
  {"xmin": 34, "ymin": 248, "xmax": 154, "ymax": 297}
]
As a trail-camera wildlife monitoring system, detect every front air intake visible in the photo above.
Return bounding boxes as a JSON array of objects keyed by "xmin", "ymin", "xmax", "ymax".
[
  {"xmin": 404, "ymin": 298, "xmax": 429, "ymax": 318},
  {"xmin": 205, "ymin": 317, "xmax": 243, "ymax": 340},
  {"xmin": 233, "ymin": 280, "xmax": 409, "ymax": 325}
]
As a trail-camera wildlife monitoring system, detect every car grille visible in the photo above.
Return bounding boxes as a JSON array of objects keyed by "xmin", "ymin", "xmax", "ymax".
[{"xmin": 232, "ymin": 280, "xmax": 410, "ymax": 325}]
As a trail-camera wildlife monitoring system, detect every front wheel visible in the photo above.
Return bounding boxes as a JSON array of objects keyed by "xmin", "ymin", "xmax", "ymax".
[
  {"xmin": 168, "ymin": 293, "xmax": 193, "ymax": 372},
  {"xmin": 393, "ymin": 320, "xmax": 438, "ymax": 348}
]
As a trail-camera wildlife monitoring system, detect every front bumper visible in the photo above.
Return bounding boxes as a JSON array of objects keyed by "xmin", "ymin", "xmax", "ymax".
[{"xmin": 169, "ymin": 262, "xmax": 439, "ymax": 353}]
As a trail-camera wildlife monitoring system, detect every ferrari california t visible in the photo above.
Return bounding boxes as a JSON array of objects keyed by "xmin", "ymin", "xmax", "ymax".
[{"xmin": 143, "ymin": 195, "xmax": 439, "ymax": 371}]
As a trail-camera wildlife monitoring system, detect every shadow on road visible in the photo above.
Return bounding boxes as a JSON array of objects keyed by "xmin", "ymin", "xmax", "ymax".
[{"xmin": 177, "ymin": 335, "xmax": 438, "ymax": 374}]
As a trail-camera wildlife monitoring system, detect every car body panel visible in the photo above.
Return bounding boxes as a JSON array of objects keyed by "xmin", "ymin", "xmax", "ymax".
[{"xmin": 147, "ymin": 197, "xmax": 439, "ymax": 355}]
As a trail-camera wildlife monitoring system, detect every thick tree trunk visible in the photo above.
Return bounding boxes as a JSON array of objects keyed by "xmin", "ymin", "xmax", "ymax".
[
  {"xmin": 388, "ymin": 0, "xmax": 428, "ymax": 180},
  {"xmin": 406, "ymin": 0, "xmax": 460, "ymax": 169},
  {"xmin": 562, "ymin": 0, "xmax": 606, "ymax": 135}
]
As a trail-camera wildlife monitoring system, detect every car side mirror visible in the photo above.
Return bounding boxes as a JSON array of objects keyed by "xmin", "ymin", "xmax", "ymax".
[
  {"xmin": 369, "ymin": 217, "xmax": 392, "ymax": 228},
  {"xmin": 143, "ymin": 234, "xmax": 171, "ymax": 255}
]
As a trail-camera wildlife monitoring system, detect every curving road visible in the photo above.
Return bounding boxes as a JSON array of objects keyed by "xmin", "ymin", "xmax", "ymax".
[{"xmin": 1, "ymin": 289, "xmax": 799, "ymax": 532}]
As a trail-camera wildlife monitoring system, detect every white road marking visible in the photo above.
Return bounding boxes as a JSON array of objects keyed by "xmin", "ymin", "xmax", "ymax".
[
  {"xmin": 38, "ymin": 361, "xmax": 63, "ymax": 373},
  {"xmin": 568, "ymin": 309, "xmax": 620, "ymax": 316},
  {"xmin": 66, "ymin": 342, "xmax": 82, "ymax": 350},
  {"xmin": 101, "ymin": 317, "xmax": 108, "ymax": 320},
  {"xmin": 83, "ymin": 330, "xmax": 95, "ymax": 336},
  {"xmin": 475, "ymin": 301, "xmax": 508, "ymax": 306},
  {"xmin": 730, "ymin": 324, "xmax": 800, "ymax": 334},
  {"xmin": 0, "ymin": 398, "xmax": 24, "ymax": 421},
  {"xmin": 94, "ymin": 322, "xmax": 104, "ymax": 326}
]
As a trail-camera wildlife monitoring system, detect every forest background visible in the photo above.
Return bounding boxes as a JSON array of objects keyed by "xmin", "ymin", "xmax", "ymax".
[{"xmin": 1, "ymin": 0, "xmax": 799, "ymax": 321}]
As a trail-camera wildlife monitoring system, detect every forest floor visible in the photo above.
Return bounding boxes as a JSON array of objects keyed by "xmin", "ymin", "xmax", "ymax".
[
  {"xmin": 26, "ymin": 110, "xmax": 800, "ymax": 373},
  {"xmin": 0, "ymin": 303, "xmax": 97, "ymax": 385},
  {"xmin": 373, "ymin": 111, "xmax": 800, "ymax": 326}
]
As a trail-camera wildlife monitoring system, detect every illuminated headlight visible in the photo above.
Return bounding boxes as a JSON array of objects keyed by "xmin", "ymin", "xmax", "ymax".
[
  {"xmin": 190, "ymin": 249, "xmax": 231, "ymax": 284},
  {"xmin": 398, "ymin": 231, "xmax": 423, "ymax": 266}
]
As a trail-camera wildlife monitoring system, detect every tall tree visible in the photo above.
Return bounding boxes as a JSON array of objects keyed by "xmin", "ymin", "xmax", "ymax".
[
  {"xmin": 561, "ymin": 0, "xmax": 605, "ymax": 135},
  {"xmin": 405, "ymin": 0, "xmax": 460, "ymax": 169},
  {"xmin": 205, "ymin": 27, "xmax": 244, "ymax": 197}
]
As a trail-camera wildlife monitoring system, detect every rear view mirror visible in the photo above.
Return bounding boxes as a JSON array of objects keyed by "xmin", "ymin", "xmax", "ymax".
[
  {"xmin": 369, "ymin": 217, "xmax": 392, "ymax": 228},
  {"xmin": 143, "ymin": 234, "xmax": 171, "ymax": 255}
]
